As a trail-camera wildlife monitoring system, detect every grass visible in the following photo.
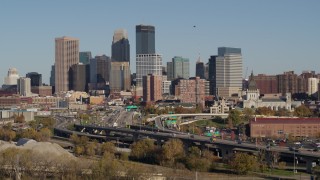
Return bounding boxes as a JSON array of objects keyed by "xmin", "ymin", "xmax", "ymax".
[
  {"xmin": 267, "ymin": 168, "xmax": 295, "ymax": 176},
  {"xmin": 194, "ymin": 119, "xmax": 227, "ymax": 129}
]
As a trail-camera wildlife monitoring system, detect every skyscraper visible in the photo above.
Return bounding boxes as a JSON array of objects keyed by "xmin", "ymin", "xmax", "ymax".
[
  {"xmin": 172, "ymin": 56, "xmax": 189, "ymax": 79},
  {"xmin": 79, "ymin": 51, "xmax": 92, "ymax": 64},
  {"xmin": 112, "ymin": 29, "xmax": 130, "ymax": 63},
  {"xmin": 17, "ymin": 77, "xmax": 31, "ymax": 96},
  {"xmin": 109, "ymin": 61, "xmax": 131, "ymax": 92},
  {"xmin": 55, "ymin": 36, "xmax": 79, "ymax": 93},
  {"xmin": 136, "ymin": 25, "xmax": 155, "ymax": 54},
  {"xmin": 26, "ymin": 72, "xmax": 42, "ymax": 87},
  {"xmin": 136, "ymin": 54, "xmax": 162, "ymax": 87},
  {"xmin": 167, "ymin": 62, "xmax": 173, "ymax": 81},
  {"xmin": 69, "ymin": 64, "xmax": 88, "ymax": 92},
  {"xmin": 196, "ymin": 59, "xmax": 205, "ymax": 79},
  {"xmin": 216, "ymin": 47, "xmax": 243, "ymax": 98},
  {"xmin": 90, "ymin": 55, "xmax": 111, "ymax": 84},
  {"xmin": 208, "ymin": 56, "xmax": 217, "ymax": 95},
  {"xmin": 143, "ymin": 74, "xmax": 162, "ymax": 103}
]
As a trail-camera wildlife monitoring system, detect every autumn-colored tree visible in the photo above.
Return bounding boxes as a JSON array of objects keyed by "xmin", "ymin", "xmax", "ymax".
[
  {"xmin": 100, "ymin": 142, "xmax": 116, "ymax": 155},
  {"xmin": 242, "ymin": 108, "xmax": 255, "ymax": 122},
  {"xmin": 230, "ymin": 152, "xmax": 258, "ymax": 174},
  {"xmin": 38, "ymin": 128, "xmax": 52, "ymax": 141},
  {"xmin": 294, "ymin": 104, "xmax": 312, "ymax": 117},
  {"xmin": 160, "ymin": 138, "xmax": 185, "ymax": 167},
  {"xmin": 14, "ymin": 114, "xmax": 25, "ymax": 123},
  {"xmin": 0, "ymin": 128, "xmax": 16, "ymax": 141},
  {"xmin": 275, "ymin": 108, "xmax": 291, "ymax": 117},
  {"xmin": 256, "ymin": 107, "xmax": 275, "ymax": 116},
  {"xmin": 130, "ymin": 138, "xmax": 157, "ymax": 163}
]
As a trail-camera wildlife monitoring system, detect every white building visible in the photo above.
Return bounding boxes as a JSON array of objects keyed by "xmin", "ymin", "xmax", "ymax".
[
  {"xmin": 136, "ymin": 54, "xmax": 162, "ymax": 87},
  {"xmin": 3, "ymin": 68, "xmax": 20, "ymax": 85},
  {"xmin": 162, "ymin": 80, "xmax": 171, "ymax": 95},
  {"xmin": 308, "ymin": 78, "xmax": 319, "ymax": 96}
]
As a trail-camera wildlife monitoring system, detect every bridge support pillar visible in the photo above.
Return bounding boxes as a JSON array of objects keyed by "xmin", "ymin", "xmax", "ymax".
[
  {"xmin": 305, "ymin": 158, "xmax": 316, "ymax": 173},
  {"xmin": 132, "ymin": 134, "xmax": 139, "ymax": 142}
]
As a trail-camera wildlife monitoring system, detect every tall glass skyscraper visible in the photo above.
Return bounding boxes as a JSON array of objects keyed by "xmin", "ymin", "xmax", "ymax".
[
  {"xmin": 172, "ymin": 56, "xmax": 190, "ymax": 79},
  {"xmin": 136, "ymin": 25, "xmax": 155, "ymax": 54},
  {"xmin": 112, "ymin": 29, "xmax": 130, "ymax": 63},
  {"xmin": 79, "ymin": 51, "xmax": 92, "ymax": 65}
]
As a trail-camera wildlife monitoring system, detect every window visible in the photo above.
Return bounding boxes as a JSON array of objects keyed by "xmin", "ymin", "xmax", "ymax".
[{"xmin": 278, "ymin": 130, "xmax": 284, "ymax": 134}]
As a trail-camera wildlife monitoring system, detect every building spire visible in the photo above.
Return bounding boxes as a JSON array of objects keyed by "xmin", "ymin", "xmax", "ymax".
[{"xmin": 248, "ymin": 71, "xmax": 257, "ymax": 90}]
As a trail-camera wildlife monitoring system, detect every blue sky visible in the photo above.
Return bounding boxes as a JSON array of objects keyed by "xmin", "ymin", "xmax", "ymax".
[{"xmin": 1, "ymin": 0, "xmax": 320, "ymax": 84}]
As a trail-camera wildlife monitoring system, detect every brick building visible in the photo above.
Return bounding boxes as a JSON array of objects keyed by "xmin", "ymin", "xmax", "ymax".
[
  {"xmin": 174, "ymin": 77, "xmax": 206, "ymax": 107},
  {"xmin": 250, "ymin": 117, "xmax": 320, "ymax": 138},
  {"xmin": 254, "ymin": 74, "xmax": 278, "ymax": 94}
]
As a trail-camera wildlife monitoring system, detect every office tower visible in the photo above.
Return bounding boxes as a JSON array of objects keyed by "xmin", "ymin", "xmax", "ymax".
[
  {"xmin": 136, "ymin": 25, "xmax": 155, "ymax": 54},
  {"xmin": 26, "ymin": 72, "xmax": 42, "ymax": 87},
  {"xmin": 307, "ymin": 78, "xmax": 319, "ymax": 96},
  {"xmin": 167, "ymin": 62, "xmax": 173, "ymax": 81},
  {"xmin": 216, "ymin": 47, "xmax": 243, "ymax": 98},
  {"xmin": 143, "ymin": 74, "xmax": 162, "ymax": 102},
  {"xmin": 204, "ymin": 63, "xmax": 209, "ymax": 80},
  {"xmin": 69, "ymin": 64, "xmax": 88, "ymax": 92},
  {"xmin": 254, "ymin": 74, "xmax": 278, "ymax": 94},
  {"xmin": 136, "ymin": 54, "xmax": 162, "ymax": 87},
  {"xmin": 208, "ymin": 56, "xmax": 217, "ymax": 96},
  {"xmin": 196, "ymin": 59, "xmax": 205, "ymax": 79},
  {"xmin": 109, "ymin": 62, "xmax": 131, "ymax": 92},
  {"xmin": 50, "ymin": 65, "xmax": 55, "ymax": 86},
  {"xmin": 55, "ymin": 36, "xmax": 79, "ymax": 93},
  {"xmin": 172, "ymin": 56, "xmax": 189, "ymax": 79},
  {"xmin": 277, "ymin": 71, "xmax": 298, "ymax": 95},
  {"xmin": 17, "ymin": 77, "xmax": 31, "ymax": 96},
  {"xmin": 162, "ymin": 66, "xmax": 167, "ymax": 75},
  {"xmin": 90, "ymin": 55, "xmax": 111, "ymax": 86},
  {"xmin": 79, "ymin": 51, "xmax": 92, "ymax": 64},
  {"xmin": 112, "ymin": 29, "xmax": 130, "ymax": 63},
  {"xmin": 174, "ymin": 77, "xmax": 206, "ymax": 107},
  {"xmin": 4, "ymin": 68, "xmax": 20, "ymax": 86}
]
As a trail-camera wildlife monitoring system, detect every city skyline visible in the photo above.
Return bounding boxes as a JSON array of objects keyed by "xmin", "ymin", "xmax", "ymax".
[{"xmin": 1, "ymin": 0, "xmax": 320, "ymax": 84}]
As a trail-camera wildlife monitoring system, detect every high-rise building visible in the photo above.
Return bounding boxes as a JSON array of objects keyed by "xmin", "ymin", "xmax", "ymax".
[
  {"xmin": 136, "ymin": 54, "xmax": 162, "ymax": 87},
  {"xmin": 254, "ymin": 74, "xmax": 278, "ymax": 94},
  {"xmin": 79, "ymin": 51, "xmax": 92, "ymax": 64},
  {"xmin": 298, "ymin": 71, "xmax": 316, "ymax": 93},
  {"xmin": 208, "ymin": 56, "xmax": 217, "ymax": 96},
  {"xmin": 90, "ymin": 55, "xmax": 111, "ymax": 85},
  {"xmin": 172, "ymin": 56, "xmax": 189, "ymax": 79},
  {"xmin": 174, "ymin": 77, "xmax": 206, "ymax": 107},
  {"xmin": 277, "ymin": 71, "xmax": 298, "ymax": 95},
  {"xmin": 196, "ymin": 60, "xmax": 205, "ymax": 79},
  {"xmin": 167, "ymin": 62, "xmax": 173, "ymax": 81},
  {"xmin": 307, "ymin": 78, "xmax": 319, "ymax": 96},
  {"xmin": 136, "ymin": 25, "xmax": 155, "ymax": 54},
  {"xmin": 50, "ymin": 65, "xmax": 55, "ymax": 87},
  {"xmin": 26, "ymin": 72, "xmax": 42, "ymax": 87},
  {"xmin": 215, "ymin": 47, "xmax": 243, "ymax": 98},
  {"xmin": 69, "ymin": 64, "xmax": 88, "ymax": 92},
  {"xmin": 3, "ymin": 68, "xmax": 20, "ymax": 86},
  {"xmin": 109, "ymin": 62, "xmax": 131, "ymax": 92},
  {"xmin": 17, "ymin": 77, "xmax": 31, "ymax": 96},
  {"xmin": 112, "ymin": 29, "xmax": 130, "ymax": 63},
  {"xmin": 143, "ymin": 74, "xmax": 162, "ymax": 103},
  {"xmin": 55, "ymin": 36, "xmax": 79, "ymax": 93}
]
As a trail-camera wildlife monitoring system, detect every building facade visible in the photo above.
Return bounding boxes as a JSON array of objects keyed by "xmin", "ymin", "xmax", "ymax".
[
  {"xmin": 250, "ymin": 117, "xmax": 320, "ymax": 138},
  {"xmin": 89, "ymin": 55, "xmax": 111, "ymax": 88},
  {"xmin": 254, "ymin": 74, "xmax": 278, "ymax": 94},
  {"xmin": 174, "ymin": 77, "xmax": 206, "ymax": 107},
  {"xmin": 55, "ymin": 36, "xmax": 79, "ymax": 93},
  {"xmin": 277, "ymin": 71, "xmax": 298, "ymax": 95},
  {"xmin": 136, "ymin": 54, "xmax": 162, "ymax": 87},
  {"xmin": 208, "ymin": 56, "xmax": 217, "ymax": 96},
  {"xmin": 31, "ymin": 86, "xmax": 52, "ymax": 97},
  {"xmin": 172, "ymin": 56, "xmax": 189, "ymax": 80},
  {"xmin": 308, "ymin": 78, "xmax": 319, "ymax": 96},
  {"xmin": 112, "ymin": 29, "xmax": 130, "ymax": 63},
  {"xmin": 3, "ymin": 68, "xmax": 19, "ymax": 86},
  {"xmin": 79, "ymin": 51, "xmax": 92, "ymax": 65},
  {"xmin": 215, "ymin": 47, "xmax": 242, "ymax": 98},
  {"xmin": 136, "ymin": 25, "xmax": 155, "ymax": 54},
  {"xmin": 143, "ymin": 74, "xmax": 162, "ymax": 103},
  {"xmin": 109, "ymin": 62, "xmax": 131, "ymax": 92},
  {"xmin": 17, "ymin": 77, "xmax": 31, "ymax": 97},
  {"xmin": 69, "ymin": 64, "xmax": 88, "ymax": 92},
  {"xmin": 26, "ymin": 72, "xmax": 42, "ymax": 87},
  {"xmin": 196, "ymin": 60, "xmax": 205, "ymax": 79}
]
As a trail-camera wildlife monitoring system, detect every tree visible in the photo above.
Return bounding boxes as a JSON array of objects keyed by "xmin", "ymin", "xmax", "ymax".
[
  {"xmin": 294, "ymin": 105, "xmax": 312, "ymax": 117},
  {"xmin": 38, "ymin": 128, "xmax": 52, "ymax": 141},
  {"xmin": 242, "ymin": 108, "xmax": 255, "ymax": 122},
  {"xmin": 228, "ymin": 109, "xmax": 242, "ymax": 125},
  {"xmin": 256, "ymin": 107, "xmax": 275, "ymax": 116},
  {"xmin": 130, "ymin": 138, "xmax": 157, "ymax": 163},
  {"xmin": 100, "ymin": 142, "xmax": 116, "ymax": 155},
  {"xmin": 160, "ymin": 139, "xmax": 185, "ymax": 167},
  {"xmin": 275, "ymin": 108, "xmax": 291, "ymax": 117},
  {"xmin": 230, "ymin": 152, "xmax": 258, "ymax": 175}
]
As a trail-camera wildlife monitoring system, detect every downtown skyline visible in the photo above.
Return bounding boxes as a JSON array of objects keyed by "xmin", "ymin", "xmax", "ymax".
[{"xmin": 1, "ymin": 0, "xmax": 320, "ymax": 84}]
